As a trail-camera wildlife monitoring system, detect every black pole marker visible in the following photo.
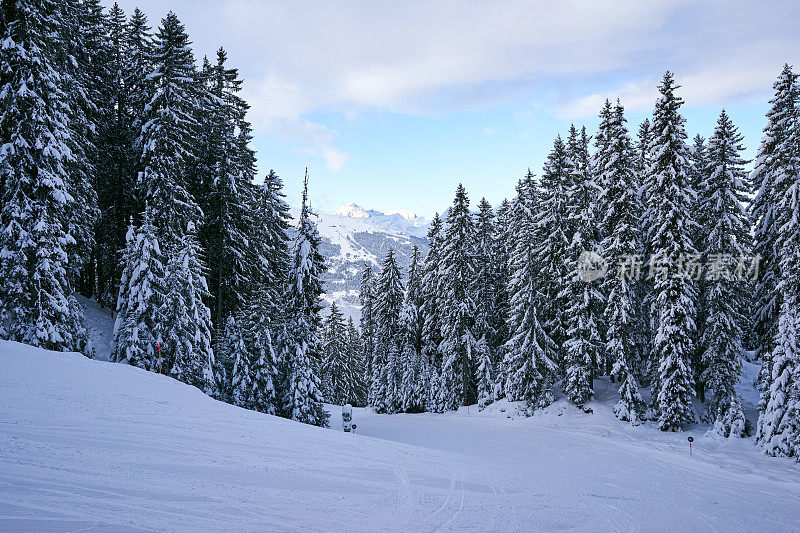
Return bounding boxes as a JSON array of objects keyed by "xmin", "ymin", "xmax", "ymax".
[{"xmin": 688, "ymin": 436, "xmax": 694, "ymax": 456}]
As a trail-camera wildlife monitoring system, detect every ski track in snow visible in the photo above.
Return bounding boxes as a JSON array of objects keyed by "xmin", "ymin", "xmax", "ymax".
[{"xmin": 1, "ymin": 341, "xmax": 799, "ymax": 532}]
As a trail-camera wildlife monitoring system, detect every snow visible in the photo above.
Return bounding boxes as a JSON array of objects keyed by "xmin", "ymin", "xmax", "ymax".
[
  {"xmin": 1, "ymin": 341, "xmax": 799, "ymax": 531},
  {"xmin": 77, "ymin": 295, "xmax": 114, "ymax": 361}
]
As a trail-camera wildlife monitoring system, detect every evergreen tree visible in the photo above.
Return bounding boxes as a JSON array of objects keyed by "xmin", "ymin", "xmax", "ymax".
[
  {"xmin": 689, "ymin": 134, "xmax": 710, "ymax": 401},
  {"xmin": 0, "ymin": 0, "xmax": 88, "ymax": 350},
  {"xmin": 199, "ymin": 49, "xmax": 258, "ymax": 328},
  {"xmin": 359, "ymin": 263, "xmax": 377, "ymax": 382},
  {"xmin": 646, "ymin": 72, "xmax": 698, "ymax": 431},
  {"xmin": 166, "ymin": 224, "xmax": 216, "ymax": 395},
  {"xmin": 755, "ymin": 66, "xmax": 800, "ymax": 456},
  {"xmin": 699, "ymin": 110, "xmax": 751, "ymax": 434},
  {"xmin": 283, "ymin": 171, "xmax": 328, "ymax": 426},
  {"xmin": 440, "ymin": 184, "xmax": 479, "ymax": 409},
  {"xmin": 112, "ymin": 217, "xmax": 166, "ymax": 369},
  {"xmin": 399, "ymin": 246, "xmax": 426, "ymax": 411},
  {"xmin": 474, "ymin": 198, "xmax": 503, "ymax": 359},
  {"xmin": 475, "ymin": 336, "xmax": 494, "ymax": 411},
  {"xmin": 420, "ymin": 214, "xmax": 445, "ymax": 410},
  {"xmin": 93, "ymin": 2, "xmax": 139, "ymax": 309},
  {"xmin": 370, "ymin": 248, "xmax": 404, "ymax": 412},
  {"xmin": 321, "ymin": 302, "xmax": 349, "ymax": 404},
  {"xmin": 226, "ymin": 315, "xmax": 253, "ymax": 409},
  {"xmin": 596, "ymin": 100, "xmax": 646, "ymax": 422},
  {"xmin": 536, "ymin": 136, "xmax": 573, "ymax": 362},
  {"xmin": 752, "ymin": 65, "xmax": 799, "ymax": 431},
  {"xmin": 504, "ymin": 175, "xmax": 557, "ymax": 412},
  {"xmin": 137, "ymin": 11, "xmax": 202, "ymax": 243},
  {"xmin": 562, "ymin": 125, "xmax": 603, "ymax": 404},
  {"xmin": 345, "ymin": 317, "xmax": 367, "ymax": 406}
]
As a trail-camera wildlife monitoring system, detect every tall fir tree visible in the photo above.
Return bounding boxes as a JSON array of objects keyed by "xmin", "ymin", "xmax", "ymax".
[
  {"xmin": 536, "ymin": 136, "xmax": 573, "ymax": 364},
  {"xmin": 0, "ymin": 0, "xmax": 89, "ymax": 350},
  {"xmin": 165, "ymin": 224, "xmax": 216, "ymax": 395},
  {"xmin": 440, "ymin": 184, "xmax": 479, "ymax": 409},
  {"xmin": 112, "ymin": 217, "xmax": 166, "ymax": 369},
  {"xmin": 646, "ymin": 72, "xmax": 698, "ymax": 431},
  {"xmin": 345, "ymin": 317, "xmax": 367, "ymax": 406},
  {"xmin": 474, "ymin": 198, "xmax": 503, "ymax": 359},
  {"xmin": 420, "ymin": 213, "xmax": 445, "ymax": 411},
  {"xmin": 699, "ymin": 109, "xmax": 752, "ymax": 436},
  {"xmin": 283, "ymin": 171, "xmax": 328, "ymax": 426},
  {"xmin": 562, "ymin": 125, "xmax": 603, "ymax": 404},
  {"xmin": 370, "ymin": 248, "xmax": 404, "ymax": 413},
  {"xmin": 359, "ymin": 263, "xmax": 377, "ymax": 382},
  {"xmin": 503, "ymin": 174, "xmax": 557, "ymax": 412},
  {"xmin": 137, "ymin": 11, "xmax": 202, "ymax": 244},
  {"xmin": 321, "ymin": 302, "xmax": 350, "ymax": 405},
  {"xmin": 751, "ymin": 66, "xmax": 800, "ymax": 439},
  {"xmin": 596, "ymin": 101, "xmax": 646, "ymax": 422},
  {"xmin": 689, "ymin": 134, "xmax": 710, "ymax": 402},
  {"xmin": 754, "ymin": 66, "xmax": 800, "ymax": 456}
]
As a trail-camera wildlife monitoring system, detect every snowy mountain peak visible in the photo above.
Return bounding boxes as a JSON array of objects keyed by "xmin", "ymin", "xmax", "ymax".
[
  {"xmin": 331, "ymin": 202, "xmax": 370, "ymax": 218},
  {"xmin": 385, "ymin": 209, "xmax": 419, "ymax": 220}
]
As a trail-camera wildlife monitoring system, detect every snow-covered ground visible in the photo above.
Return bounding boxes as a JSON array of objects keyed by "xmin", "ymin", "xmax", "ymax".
[
  {"xmin": 77, "ymin": 295, "xmax": 115, "ymax": 361},
  {"xmin": 1, "ymin": 341, "xmax": 798, "ymax": 532}
]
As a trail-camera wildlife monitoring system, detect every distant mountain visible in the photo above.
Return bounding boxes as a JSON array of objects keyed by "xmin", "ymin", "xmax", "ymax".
[{"xmin": 291, "ymin": 203, "xmax": 430, "ymax": 321}]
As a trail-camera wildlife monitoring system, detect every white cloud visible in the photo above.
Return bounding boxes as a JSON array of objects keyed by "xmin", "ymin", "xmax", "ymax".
[{"xmin": 113, "ymin": 0, "xmax": 800, "ymax": 153}]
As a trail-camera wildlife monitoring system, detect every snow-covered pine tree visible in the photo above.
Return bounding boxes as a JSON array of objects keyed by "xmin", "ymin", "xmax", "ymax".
[
  {"xmin": 493, "ymin": 197, "xmax": 513, "ymax": 357},
  {"xmin": 503, "ymin": 174, "xmax": 557, "ymax": 412},
  {"xmin": 699, "ymin": 109, "xmax": 752, "ymax": 436},
  {"xmin": 440, "ymin": 184, "xmax": 479, "ymax": 410},
  {"xmin": 93, "ymin": 2, "xmax": 140, "ymax": 309},
  {"xmin": 562, "ymin": 125, "xmax": 603, "ymax": 405},
  {"xmin": 635, "ymin": 117, "xmax": 656, "ymax": 381},
  {"xmin": 371, "ymin": 248, "xmax": 404, "ymax": 413},
  {"xmin": 345, "ymin": 317, "xmax": 367, "ymax": 406},
  {"xmin": 136, "ymin": 11, "xmax": 202, "ymax": 244},
  {"xmin": 689, "ymin": 134, "xmax": 710, "ymax": 402},
  {"xmin": 283, "ymin": 171, "xmax": 328, "ymax": 426},
  {"xmin": 420, "ymin": 214, "xmax": 445, "ymax": 411},
  {"xmin": 252, "ymin": 169, "xmax": 292, "ymax": 301},
  {"xmin": 321, "ymin": 302, "xmax": 349, "ymax": 405},
  {"xmin": 755, "ymin": 66, "xmax": 800, "ymax": 457},
  {"xmin": 197, "ymin": 48, "xmax": 257, "ymax": 328},
  {"xmin": 359, "ymin": 263, "xmax": 377, "ymax": 384},
  {"xmin": 112, "ymin": 217, "xmax": 166, "ymax": 369},
  {"xmin": 751, "ymin": 65, "xmax": 799, "ymax": 427},
  {"xmin": 596, "ymin": 100, "xmax": 646, "ymax": 422},
  {"xmin": 166, "ymin": 223, "xmax": 216, "ymax": 395},
  {"xmin": 536, "ymin": 136, "xmax": 573, "ymax": 364},
  {"xmin": 646, "ymin": 72, "xmax": 698, "ymax": 431},
  {"xmin": 0, "ymin": 0, "xmax": 88, "ymax": 350},
  {"xmin": 399, "ymin": 246, "xmax": 426, "ymax": 412},
  {"xmin": 60, "ymin": 0, "xmax": 101, "ymax": 296},
  {"xmin": 474, "ymin": 198, "xmax": 503, "ymax": 362},
  {"xmin": 126, "ymin": 7, "xmax": 153, "ymax": 135},
  {"xmin": 475, "ymin": 335, "xmax": 494, "ymax": 411},
  {"xmin": 237, "ymin": 286, "xmax": 281, "ymax": 416},
  {"xmin": 225, "ymin": 315, "xmax": 253, "ymax": 409}
]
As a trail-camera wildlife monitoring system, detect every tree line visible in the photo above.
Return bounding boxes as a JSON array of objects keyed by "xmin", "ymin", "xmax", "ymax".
[
  {"xmin": 358, "ymin": 68, "xmax": 800, "ymax": 462},
  {"xmin": 0, "ymin": 1, "xmax": 329, "ymax": 426}
]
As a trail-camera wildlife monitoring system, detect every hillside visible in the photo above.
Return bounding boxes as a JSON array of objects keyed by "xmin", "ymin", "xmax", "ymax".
[
  {"xmin": 295, "ymin": 203, "xmax": 429, "ymax": 320},
  {"xmin": 1, "ymin": 341, "xmax": 798, "ymax": 531}
]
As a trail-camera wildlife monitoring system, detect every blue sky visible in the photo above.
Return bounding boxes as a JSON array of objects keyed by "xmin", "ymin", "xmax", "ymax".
[{"xmin": 110, "ymin": 0, "xmax": 800, "ymax": 217}]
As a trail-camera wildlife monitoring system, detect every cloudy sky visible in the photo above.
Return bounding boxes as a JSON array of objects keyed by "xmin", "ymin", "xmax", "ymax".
[{"xmin": 111, "ymin": 0, "xmax": 800, "ymax": 217}]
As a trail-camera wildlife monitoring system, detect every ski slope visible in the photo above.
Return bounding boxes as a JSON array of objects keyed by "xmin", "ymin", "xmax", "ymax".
[{"xmin": 1, "ymin": 341, "xmax": 799, "ymax": 532}]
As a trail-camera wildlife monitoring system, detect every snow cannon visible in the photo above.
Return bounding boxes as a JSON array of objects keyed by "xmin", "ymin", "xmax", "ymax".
[{"xmin": 342, "ymin": 404, "xmax": 353, "ymax": 432}]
